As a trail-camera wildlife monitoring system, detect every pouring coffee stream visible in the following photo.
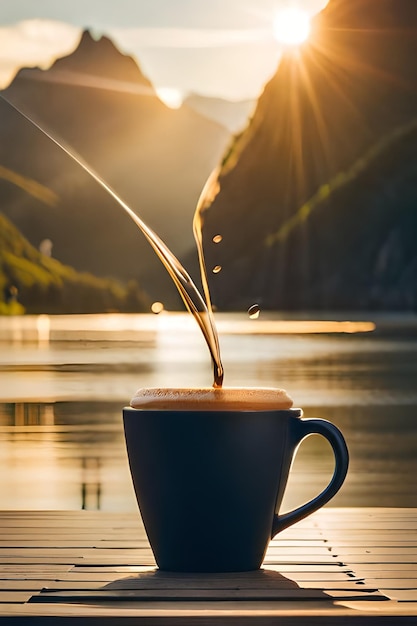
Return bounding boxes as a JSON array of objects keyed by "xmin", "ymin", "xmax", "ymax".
[{"xmin": 2, "ymin": 96, "xmax": 224, "ymax": 387}]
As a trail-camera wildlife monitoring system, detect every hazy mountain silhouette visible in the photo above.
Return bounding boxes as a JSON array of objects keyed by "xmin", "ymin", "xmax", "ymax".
[
  {"xmin": 0, "ymin": 30, "xmax": 231, "ymax": 307},
  {"xmin": 0, "ymin": 212, "xmax": 149, "ymax": 314},
  {"xmin": 184, "ymin": 93, "xmax": 255, "ymax": 133},
  {"xmin": 200, "ymin": 0, "xmax": 417, "ymax": 311}
]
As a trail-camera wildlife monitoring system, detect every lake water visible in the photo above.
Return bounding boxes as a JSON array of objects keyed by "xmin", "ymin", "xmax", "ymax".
[{"xmin": 0, "ymin": 312, "xmax": 416, "ymax": 512}]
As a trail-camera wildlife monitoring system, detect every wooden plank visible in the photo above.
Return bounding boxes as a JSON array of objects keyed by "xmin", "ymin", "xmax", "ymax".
[
  {"xmin": 291, "ymin": 539, "xmax": 415, "ymax": 546},
  {"xmin": 70, "ymin": 566, "xmax": 159, "ymax": 574},
  {"xmin": 367, "ymin": 579, "xmax": 417, "ymax": 588},
  {"xmin": 0, "ymin": 558, "xmax": 87, "ymax": 565},
  {"xmin": 281, "ymin": 573, "xmax": 358, "ymax": 582},
  {"xmin": 361, "ymin": 570, "xmax": 417, "ymax": 578},
  {"xmin": 0, "ymin": 520, "xmax": 140, "ymax": 526},
  {"xmin": 70, "ymin": 564, "xmax": 350, "ymax": 574},
  {"xmin": 334, "ymin": 544, "xmax": 417, "ymax": 561},
  {"xmin": 381, "ymin": 590, "xmax": 417, "ymax": 602},
  {"xmin": 0, "ymin": 557, "xmax": 157, "ymax": 566},
  {"xmin": 0, "ymin": 535, "xmax": 150, "ymax": 554},
  {"xmin": 0, "ymin": 565, "xmax": 71, "ymax": 573},
  {"xmin": 263, "ymin": 557, "xmax": 339, "ymax": 564},
  {"xmin": 310, "ymin": 532, "xmax": 417, "ymax": 538},
  {"xmin": 29, "ymin": 588, "xmax": 387, "ymax": 602},
  {"xmin": 0, "ymin": 527, "xmax": 141, "ymax": 534},
  {"xmin": 266, "ymin": 563, "xmax": 350, "ymax": 571},
  {"xmin": 0, "ymin": 549, "xmax": 153, "ymax": 559},
  {"xmin": 0, "ymin": 591, "xmax": 35, "ymax": 603},
  {"xmin": 0, "ymin": 581, "xmax": 45, "ymax": 591},
  {"xmin": 267, "ymin": 546, "xmax": 334, "ymax": 553},
  {"xmin": 352, "ymin": 564, "xmax": 417, "ymax": 571},
  {"xmin": 3, "ymin": 601, "xmax": 417, "ymax": 622},
  {"xmin": 318, "ymin": 519, "xmax": 417, "ymax": 533},
  {"xmin": 41, "ymin": 579, "xmax": 373, "ymax": 592},
  {"xmin": 333, "ymin": 556, "xmax": 417, "ymax": 564},
  {"xmin": 57, "ymin": 570, "xmax": 356, "ymax": 589}
]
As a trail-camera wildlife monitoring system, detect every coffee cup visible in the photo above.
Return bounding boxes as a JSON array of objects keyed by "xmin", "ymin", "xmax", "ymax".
[{"xmin": 123, "ymin": 387, "xmax": 349, "ymax": 572}]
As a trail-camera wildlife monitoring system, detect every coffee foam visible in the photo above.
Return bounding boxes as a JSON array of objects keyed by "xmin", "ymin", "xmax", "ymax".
[{"xmin": 130, "ymin": 387, "xmax": 293, "ymax": 411}]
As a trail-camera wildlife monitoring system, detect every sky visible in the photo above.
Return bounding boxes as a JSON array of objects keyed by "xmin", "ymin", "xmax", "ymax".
[{"xmin": 0, "ymin": 0, "xmax": 328, "ymax": 102}]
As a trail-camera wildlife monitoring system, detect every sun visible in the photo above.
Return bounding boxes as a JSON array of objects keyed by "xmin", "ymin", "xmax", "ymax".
[{"xmin": 273, "ymin": 7, "xmax": 311, "ymax": 46}]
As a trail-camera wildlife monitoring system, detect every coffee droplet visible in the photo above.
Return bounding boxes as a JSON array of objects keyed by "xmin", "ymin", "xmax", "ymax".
[
  {"xmin": 212, "ymin": 234, "xmax": 223, "ymax": 244},
  {"xmin": 151, "ymin": 301, "xmax": 164, "ymax": 314},
  {"xmin": 248, "ymin": 304, "xmax": 260, "ymax": 319},
  {"xmin": 212, "ymin": 265, "xmax": 222, "ymax": 274}
]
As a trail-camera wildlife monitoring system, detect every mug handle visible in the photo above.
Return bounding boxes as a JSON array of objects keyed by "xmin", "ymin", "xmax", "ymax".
[{"xmin": 271, "ymin": 418, "xmax": 349, "ymax": 537}]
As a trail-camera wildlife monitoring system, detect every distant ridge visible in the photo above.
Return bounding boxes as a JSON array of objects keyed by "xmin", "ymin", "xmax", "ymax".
[
  {"xmin": 184, "ymin": 93, "xmax": 255, "ymax": 134},
  {"xmin": 0, "ymin": 212, "xmax": 149, "ymax": 314}
]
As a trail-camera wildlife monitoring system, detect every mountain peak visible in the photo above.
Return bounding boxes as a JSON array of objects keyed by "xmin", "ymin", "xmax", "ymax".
[{"xmin": 50, "ymin": 28, "xmax": 154, "ymax": 88}]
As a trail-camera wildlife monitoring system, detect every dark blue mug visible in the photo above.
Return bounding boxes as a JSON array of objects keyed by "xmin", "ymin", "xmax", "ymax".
[{"xmin": 123, "ymin": 406, "xmax": 348, "ymax": 572}]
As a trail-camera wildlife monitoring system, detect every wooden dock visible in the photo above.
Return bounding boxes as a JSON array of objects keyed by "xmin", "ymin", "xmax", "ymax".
[{"xmin": 0, "ymin": 508, "xmax": 416, "ymax": 623}]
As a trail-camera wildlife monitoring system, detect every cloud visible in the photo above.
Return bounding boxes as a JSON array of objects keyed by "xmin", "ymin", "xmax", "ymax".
[
  {"xmin": 107, "ymin": 26, "xmax": 272, "ymax": 49},
  {"xmin": 0, "ymin": 19, "xmax": 80, "ymax": 88}
]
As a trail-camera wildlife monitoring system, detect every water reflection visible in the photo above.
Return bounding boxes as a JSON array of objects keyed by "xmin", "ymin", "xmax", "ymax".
[
  {"xmin": 0, "ymin": 313, "xmax": 416, "ymax": 511},
  {"xmin": 0, "ymin": 400, "xmax": 135, "ymax": 510},
  {"xmin": 12, "ymin": 402, "xmax": 54, "ymax": 426},
  {"xmin": 81, "ymin": 457, "xmax": 101, "ymax": 510}
]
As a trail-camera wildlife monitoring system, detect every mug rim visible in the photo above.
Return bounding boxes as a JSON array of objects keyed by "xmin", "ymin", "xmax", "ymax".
[{"xmin": 123, "ymin": 406, "xmax": 303, "ymax": 416}]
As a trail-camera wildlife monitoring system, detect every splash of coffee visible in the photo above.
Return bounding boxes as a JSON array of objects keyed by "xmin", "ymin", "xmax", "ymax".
[{"xmin": 2, "ymin": 96, "xmax": 224, "ymax": 386}]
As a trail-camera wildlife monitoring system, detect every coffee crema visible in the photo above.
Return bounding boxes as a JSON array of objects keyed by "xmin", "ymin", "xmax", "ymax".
[{"xmin": 130, "ymin": 387, "xmax": 294, "ymax": 411}]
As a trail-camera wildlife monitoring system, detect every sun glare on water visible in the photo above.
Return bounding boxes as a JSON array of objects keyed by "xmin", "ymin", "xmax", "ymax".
[{"xmin": 273, "ymin": 7, "xmax": 311, "ymax": 46}]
